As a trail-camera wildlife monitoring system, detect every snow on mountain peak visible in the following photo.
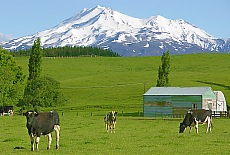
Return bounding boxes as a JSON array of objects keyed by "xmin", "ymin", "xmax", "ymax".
[{"xmin": 1, "ymin": 5, "xmax": 229, "ymax": 56}]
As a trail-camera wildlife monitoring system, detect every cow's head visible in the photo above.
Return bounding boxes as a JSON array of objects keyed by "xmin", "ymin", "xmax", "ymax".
[
  {"xmin": 179, "ymin": 123, "xmax": 186, "ymax": 133},
  {"xmin": 110, "ymin": 111, "xmax": 117, "ymax": 121},
  {"xmin": 23, "ymin": 111, "xmax": 38, "ymax": 126}
]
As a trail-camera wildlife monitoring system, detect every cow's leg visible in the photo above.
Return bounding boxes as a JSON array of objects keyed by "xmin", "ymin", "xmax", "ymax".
[
  {"xmin": 189, "ymin": 126, "xmax": 192, "ymax": 133},
  {"xmin": 30, "ymin": 134, "xmax": 35, "ymax": 151},
  {"xmin": 105, "ymin": 123, "xmax": 108, "ymax": 132},
  {"xmin": 113, "ymin": 123, "xmax": 116, "ymax": 133},
  {"xmin": 203, "ymin": 116, "xmax": 208, "ymax": 125},
  {"xmin": 209, "ymin": 117, "xmax": 212, "ymax": 132},
  {"xmin": 54, "ymin": 125, "xmax": 60, "ymax": 150},
  {"xmin": 195, "ymin": 121, "xmax": 199, "ymax": 134},
  {"xmin": 35, "ymin": 136, "xmax": 40, "ymax": 150},
  {"xmin": 110, "ymin": 125, "xmax": 113, "ymax": 133},
  {"xmin": 206, "ymin": 117, "xmax": 211, "ymax": 133},
  {"xmin": 47, "ymin": 133, "xmax": 52, "ymax": 150}
]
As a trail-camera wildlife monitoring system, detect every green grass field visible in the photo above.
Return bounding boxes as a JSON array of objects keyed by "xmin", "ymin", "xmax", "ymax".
[
  {"xmin": 1, "ymin": 53, "xmax": 229, "ymax": 154},
  {"xmin": 14, "ymin": 53, "xmax": 230, "ymax": 113},
  {"xmin": 1, "ymin": 115, "xmax": 230, "ymax": 154}
]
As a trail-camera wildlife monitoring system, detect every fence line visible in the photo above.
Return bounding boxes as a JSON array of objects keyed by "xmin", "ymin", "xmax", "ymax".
[
  {"xmin": 147, "ymin": 111, "xmax": 230, "ymax": 118},
  {"xmin": 212, "ymin": 111, "xmax": 229, "ymax": 118},
  {"xmin": 59, "ymin": 111, "xmax": 230, "ymax": 118},
  {"xmin": 61, "ymin": 83, "xmax": 144, "ymax": 89}
]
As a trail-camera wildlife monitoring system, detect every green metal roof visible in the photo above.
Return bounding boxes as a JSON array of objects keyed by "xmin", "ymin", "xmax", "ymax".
[{"xmin": 144, "ymin": 87, "xmax": 216, "ymax": 99}]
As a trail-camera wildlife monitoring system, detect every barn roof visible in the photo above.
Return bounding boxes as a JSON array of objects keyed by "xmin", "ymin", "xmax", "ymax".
[{"xmin": 144, "ymin": 87, "xmax": 216, "ymax": 99}]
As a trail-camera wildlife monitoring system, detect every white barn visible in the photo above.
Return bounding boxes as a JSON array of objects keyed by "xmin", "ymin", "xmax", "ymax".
[{"xmin": 213, "ymin": 91, "xmax": 227, "ymax": 115}]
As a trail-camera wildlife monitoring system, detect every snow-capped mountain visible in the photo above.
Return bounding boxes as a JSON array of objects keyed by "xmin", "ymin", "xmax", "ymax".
[{"xmin": 1, "ymin": 5, "xmax": 230, "ymax": 56}]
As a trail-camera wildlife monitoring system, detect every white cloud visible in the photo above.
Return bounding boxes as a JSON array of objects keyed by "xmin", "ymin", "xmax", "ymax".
[{"xmin": 0, "ymin": 33, "xmax": 13, "ymax": 43}]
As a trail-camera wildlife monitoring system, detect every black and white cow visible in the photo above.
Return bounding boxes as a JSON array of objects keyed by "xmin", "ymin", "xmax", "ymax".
[
  {"xmin": 179, "ymin": 109, "xmax": 212, "ymax": 133},
  {"xmin": 23, "ymin": 111, "xmax": 60, "ymax": 151},
  {"xmin": 0, "ymin": 106, "xmax": 14, "ymax": 116},
  {"xmin": 104, "ymin": 111, "xmax": 117, "ymax": 133}
]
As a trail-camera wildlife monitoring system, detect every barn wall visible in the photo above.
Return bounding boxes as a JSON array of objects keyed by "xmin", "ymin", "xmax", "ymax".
[
  {"xmin": 202, "ymin": 98, "xmax": 214, "ymax": 110},
  {"xmin": 143, "ymin": 95, "xmax": 171, "ymax": 117},
  {"xmin": 213, "ymin": 91, "xmax": 227, "ymax": 112},
  {"xmin": 143, "ymin": 95, "xmax": 202, "ymax": 117}
]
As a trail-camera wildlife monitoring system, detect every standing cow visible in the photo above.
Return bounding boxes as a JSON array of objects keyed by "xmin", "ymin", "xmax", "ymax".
[
  {"xmin": 0, "ymin": 106, "xmax": 14, "ymax": 116},
  {"xmin": 104, "ymin": 111, "xmax": 117, "ymax": 133},
  {"xmin": 23, "ymin": 111, "xmax": 60, "ymax": 151},
  {"xmin": 179, "ymin": 109, "xmax": 212, "ymax": 133}
]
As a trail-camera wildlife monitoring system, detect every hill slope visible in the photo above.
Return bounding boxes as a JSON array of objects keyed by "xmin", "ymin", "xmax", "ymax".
[{"xmin": 15, "ymin": 53, "xmax": 230, "ymax": 111}]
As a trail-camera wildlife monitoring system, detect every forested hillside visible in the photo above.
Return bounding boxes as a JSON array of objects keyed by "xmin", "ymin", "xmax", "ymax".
[{"xmin": 10, "ymin": 46, "xmax": 120, "ymax": 57}]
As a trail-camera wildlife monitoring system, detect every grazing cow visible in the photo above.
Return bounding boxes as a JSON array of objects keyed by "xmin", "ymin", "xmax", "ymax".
[
  {"xmin": 179, "ymin": 109, "xmax": 212, "ymax": 133},
  {"xmin": 23, "ymin": 111, "xmax": 60, "ymax": 151},
  {"xmin": 0, "ymin": 106, "xmax": 14, "ymax": 116},
  {"xmin": 104, "ymin": 111, "xmax": 117, "ymax": 133}
]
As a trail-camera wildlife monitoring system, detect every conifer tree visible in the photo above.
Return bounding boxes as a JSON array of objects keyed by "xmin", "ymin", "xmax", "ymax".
[
  {"xmin": 28, "ymin": 38, "xmax": 42, "ymax": 81},
  {"xmin": 22, "ymin": 38, "xmax": 42, "ymax": 110},
  {"xmin": 156, "ymin": 51, "xmax": 170, "ymax": 87}
]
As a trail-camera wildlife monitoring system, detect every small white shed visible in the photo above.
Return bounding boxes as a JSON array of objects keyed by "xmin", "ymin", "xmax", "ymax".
[{"xmin": 213, "ymin": 91, "xmax": 227, "ymax": 114}]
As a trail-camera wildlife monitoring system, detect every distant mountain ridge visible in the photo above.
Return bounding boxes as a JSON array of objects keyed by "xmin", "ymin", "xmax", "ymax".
[{"xmin": 1, "ymin": 5, "xmax": 230, "ymax": 56}]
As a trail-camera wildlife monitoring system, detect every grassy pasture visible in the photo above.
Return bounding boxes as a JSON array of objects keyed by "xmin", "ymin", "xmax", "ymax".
[
  {"xmin": 14, "ymin": 53, "xmax": 230, "ymax": 113},
  {"xmin": 1, "ymin": 115, "xmax": 230, "ymax": 154},
  {"xmin": 2, "ymin": 53, "xmax": 229, "ymax": 154}
]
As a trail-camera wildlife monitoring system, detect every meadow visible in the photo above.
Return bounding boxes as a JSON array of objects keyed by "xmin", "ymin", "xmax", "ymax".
[
  {"xmin": 1, "ymin": 115, "xmax": 230, "ymax": 154},
  {"xmin": 1, "ymin": 53, "xmax": 230, "ymax": 154}
]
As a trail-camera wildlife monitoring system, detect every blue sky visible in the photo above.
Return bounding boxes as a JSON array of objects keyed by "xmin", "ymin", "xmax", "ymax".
[{"xmin": 1, "ymin": 0, "xmax": 229, "ymax": 39}]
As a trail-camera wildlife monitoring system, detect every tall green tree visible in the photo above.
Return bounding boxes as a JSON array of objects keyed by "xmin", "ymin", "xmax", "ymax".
[
  {"xmin": 28, "ymin": 38, "xmax": 42, "ymax": 81},
  {"xmin": 156, "ymin": 51, "xmax": 170, "ymax": 87},
  {"xmin": 20, "ymin": 38, "xmax": 66, "ymax": 110},
  {"xmin": 21, "ymin": 38, "xmax": 43, "ymax": 110},
  {"xmin": 0, "ymin": 47, "xmax": 25, "ymax": 106}
]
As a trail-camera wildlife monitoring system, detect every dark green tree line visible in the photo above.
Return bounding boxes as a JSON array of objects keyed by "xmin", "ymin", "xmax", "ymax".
[{"xmin": 10, "ymin": 46, "xmax": 120, "ymax": 57}]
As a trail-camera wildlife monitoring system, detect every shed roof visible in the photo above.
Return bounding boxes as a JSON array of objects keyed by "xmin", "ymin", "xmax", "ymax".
[{"xmin": 144, "ymin": 87, "xmax": 216, "ymax": 99}]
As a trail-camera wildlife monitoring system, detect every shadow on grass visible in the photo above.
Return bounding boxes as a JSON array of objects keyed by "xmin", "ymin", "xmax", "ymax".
[{"xmin": 195, "ymin": 80, "xmax": 230, "ymax": 90}]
